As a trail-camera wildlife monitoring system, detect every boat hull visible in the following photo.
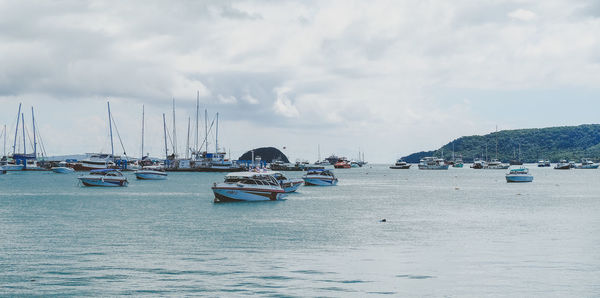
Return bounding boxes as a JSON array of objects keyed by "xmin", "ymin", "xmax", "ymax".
[
  {"xmin": 302, "ymin": 177, "xmax": 338, "ymax": 186},
  {"xmin": 212, "ymin": 187, "xmax": 285, "ymax": 202},
  {"xmin": 51, "ymin": 167, "xmax": 74, "ymax": 173},
  {"xmin": 134, "ymin": 170, "xmax": 167, "ymax": 180},
  {"xmin": 418, "ymin": 165, "xmax": 449, "ymax": 170},
  {"xmin": 576, "ymin": 165, "xmax": 599, "ymax": 169},
  {"xmin": 2, "ymin": 164, "xmax": 24, "ymax": 171},
  {"xmin": 506, "ymin": 175, "xmax": 533, "ymax": 183},
  {"xmin": 78, "ymin": 177, "xmax": 128, "ymax": 187},
  {"xmin": 390, "ymin": 165, "xmax": 411, "ymax": 169}
]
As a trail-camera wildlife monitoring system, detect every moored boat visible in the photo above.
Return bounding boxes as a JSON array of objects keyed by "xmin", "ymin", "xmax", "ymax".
[
  {"xmin": 418, "ymin": 157, "xmax": 449, "ymax": 170},
  {"xmin": 554, "ymin": 160, "xmax": 570, "ymax": 170},
  {"xmin": 506, "ymin": 167, "xmax": 533, "ymax": 183},
  {"xmin": 78, "ymin": 169, "xmax": 128, "ymax": 187},
  {"xmin": 134, "ymin": 168, "xmax": 167, "ymax": 180},
  {"xmin": 390, "ymin": 159, "xmax": 411, "ymax": 169},
  {"xmin": 537, "ymin": 160, "xmax": 551, "ymax": 167},
  {"xmin": 302, "ymin": 169, "xmax": 338, "ymax": 186},
  {"xmin": 51, "ymin": 161, "xmax": 75, "ymax": 173},
  {"xmin": 485, "ymin": 158, "xmax": 510, "ymax": 169},
  {"xmin": 212, "ymin": 172, "xmax": 286, "ymax": 202},
  {"xmin": 334, "ymin": 159, "xmax": 351, "ymax": 169},
  {"xmin": 575, "ymin": 158, "xmax": 599, "ymax": 169}
]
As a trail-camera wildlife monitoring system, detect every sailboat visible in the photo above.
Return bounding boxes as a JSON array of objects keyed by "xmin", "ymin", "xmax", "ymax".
[
  {"xmin": 509, "ymin": 143, "xmax": 523, "ymax": 165},
  {"xmin": 7, "ymin": 104, "xmax": 46, "ymax": 170},
  {"xmin": 135, "ymin": 106, "xmax": 167, "ymax": 180}
]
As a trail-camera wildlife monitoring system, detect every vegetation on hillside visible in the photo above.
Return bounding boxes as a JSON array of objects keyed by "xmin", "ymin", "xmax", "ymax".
[{"xmin": 402, "ymin": 124, "xmax": 600, "ymax": 163}]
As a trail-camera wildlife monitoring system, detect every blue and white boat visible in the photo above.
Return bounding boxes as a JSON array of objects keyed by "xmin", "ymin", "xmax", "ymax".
[
  {"xmin": 418, "ymin": 157, "xmax": 449, "ymax": 170},
  {"xmin": 78, "ymin": 169, "xmax": 129, "ymax": 187},
  {"xmin": 505, "ymin": 167, "xmax": 533, "ymax": 183},
  {"xmin": 134, "ymin": 168, "xmax": 167, "ymax": 180},
  {"xmin": 575, "ymin": 158, "xmax": 599, "ymax": 169},
  {"xmin": 268, "ymin": 171, "xmax": 303, "ymax": 192},
  {"xmin": 212, "ymin": 172, "xmax": 286, "ymax": 202},
  {"xmin": 302, "ymin": 169, "xmax": 338, "ymax": 186}
]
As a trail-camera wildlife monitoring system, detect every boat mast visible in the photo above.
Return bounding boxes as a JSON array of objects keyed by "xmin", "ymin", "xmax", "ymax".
[
  {"xmin": 31, "ymin": 106, "xmax": 36, "ymax": 158},
  {"xmin": 163, "ymin": 113, "xmax": 168, "ymax": 160},
  {"xmin": 12, "ymin": 103, "xmax": 21, "ymax": 155},
  {"xmin": 3, "ymin": 124, "xmax": 6, "ymax": 158},
  {"xmin": 318, "ymin": 144, "xmax": 321, "ymax": 161},
  {"xmin": 21, "ymin": 113, "xmax": 25, "ymax": 155},
  {"xmin": 204, "ymin": 109, "xmax": 208, "ymax": 154},
  {"xmin": 215, "ymin": 112, "xmax": 219, "ymax": 154},
  {"xmin": 186, "ymin": 117, "xmax": 190, "ymax": 159},
  {"xmin": 195, "ymin": 91, "xmax": 199, "ymax": 155},
  {"xmin": 108, "ymin": 102, "xmax": 114, "ymax": 159},
  {"xmin": 141, "ymin": 105, "xmax": 145, "ymax": 159},
  {"xmin": 495, "ymin": 125, "xmax": 498, "ymax": 160},
  {"xmin": 172, "ymin": 98, "xmax": 177, "ymax": 157}
]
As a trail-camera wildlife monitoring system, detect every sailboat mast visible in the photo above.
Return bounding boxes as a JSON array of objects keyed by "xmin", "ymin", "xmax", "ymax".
[
  {"xmin": 172, "ymin": 98, "xmax": 177, "ymax": 157},
  {"xmin": 195, "ymin": 91, "xmax": 199, "ymax": 154},
  {"xmin": 215, "ymin": 113, "xmax": 219, "ymax": 154},
  {"xmin": 163, "ymin": 113, "xmax": 168, "ymax": 160},
  {"xmin": 21, "ymin": 113, "xmax": 25, "ymax": 155},
  {"xmin": 3, "ymin": 124, "xmax": 6, "ymax": 158},
  {"xmin": 108, "ymin": 102, "xmax": 114, "ymax": 158},
  {"xmin": 31, "ymin": 106, "xmax": 36, "ymax": 158},
  {"xmin": 318, "ymin": 144, "xmax": 321, "ymax": 161},
  {"xmin": 186, "ymin": 117, "xmax": 190, "ymax": 159},
  {"xmin": 495, "ymin": 125, "xmax": 498, "ymax": 159},
  {"xmin": 204, "ymin": 109, "xmax": 208, "ymax": 153},
  {"xmin": 12, "ymin": 103, "xmax": 21, "ymax": 155},
  {"xmin": 141, "ymin": 105, "xmax": 145, "ymax": 159}
]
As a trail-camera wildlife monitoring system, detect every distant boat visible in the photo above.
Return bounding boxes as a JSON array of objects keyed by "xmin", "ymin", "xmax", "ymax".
[
  {"xmin": 471, "ymin": 158, "xmax": 486, "ymax": 169},
  {"xmin": 554, "ymin": 160, "xmax": 571, "ymax": 170},
  {"xmin": 334, "ymin": 159, "xmax": 351, "ymax": 169},
  {"xmin": 418, "ymin": 157, "xmax": 449, "ymax": 170},
  {"xmin": 78, "ymin": 169, "xmax": 128, "ymax": 187},
  {"xmin": 452, "ymin": 157, "xmax": 464, "ymax": 168},
  {"xmin": 537, "ymin": 160, "xmax": 551, "ymax": 167},
  {"xmin": 51, "ymin": 161, "xmax": 75, "ymax": 173},
  {"xmin": 390, "ymin": 159, "xmax": 411, "ymax": 169},
  {"xmin": 575, "ymin": 158, "xmax": 599, "ymax": 169},
  {"xmin": 325, "ymin": 154, "xmax": 339, "ymax": 165},
  {"xmin": 506, "ymin": 167, "xmax": 533, "ymax": 183},
  {"xmin": 485, "ymin": 159, "xmax": 510, "ymax": 169},
  {"xmin": 134, "ymin": 169, "xmax": 167, "ymax": 180},
  {"xmin": 302, "ymin": 169, "xmax": 338, "ymax": 186}
]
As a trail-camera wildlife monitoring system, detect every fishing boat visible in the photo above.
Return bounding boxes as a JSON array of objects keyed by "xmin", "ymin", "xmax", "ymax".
[
  {"xmin": 505, "ymin": 167, "xmax": 533, "ymax": 183},
  {"xmin": 390, "ymin": 159, "xmax": 411, "ymax": 169},
  {"xmin": 575, "ymin": 158, "xmax": 599, "ymax": 169},
  {"xmin": 212, "ymin": 172, "xmax": 286, "ymax": 202},
  {"xmin": 418, "ymin": 157, "xmax": 449, "ymax": 170},
  {"xmin": 302, "ymin": 169, "xmax": 338, "ymax": 186},
  {"xmin": 554, "ymin": 160, "xmax": 571, "ymax": 170},
  {"xmin": 51, "ymin": 161, "xmax": 75, "ymax": 173},
  {"xmin": 537, "ymin": 160, "xmax": 551, "ymax": 167},
  {"xmin": 78, "ymin": 169, "xmax": 128, "ymax": 187}
]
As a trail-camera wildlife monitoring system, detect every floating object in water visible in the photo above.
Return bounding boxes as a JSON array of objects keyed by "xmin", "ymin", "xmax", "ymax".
[{"xmin": 380, "ymin": 219, "xmax": 387, "ymax": 222}]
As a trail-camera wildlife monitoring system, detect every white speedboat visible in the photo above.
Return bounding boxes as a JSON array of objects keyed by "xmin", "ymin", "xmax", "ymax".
[
  {"xmin": 268, "ymin": 171, "xmax": 303, "ymax": 192},
  {"xmin": 390, "ymin": 159, "xmax": 411, "ymax": 169},
  {"xmin": 506, "ymin": 167, "xmax": 533, "ymax": 183},
  {"xmin": 78, "ymin": 169, "xmax": 128, "ymax": 187},
  {"xmin": 51, "ymin": 161, "xmax": 75, "ymax": 173},
  {"xmin": 302, "ymin": 169, "xmax": 338, "ymax": 186},
  {"xmin": 134, "ymin": 169, "xmax": 167, "ymax": 180},
  {"xmin": 78, "ymin": 153, "xmax": 116, "ymax": 170},
  {"xmin": 418, "ymin": 157, "xmax": 449, "ymax": 170},
  {"xmin": 576, "ymin": 158, "xmax": 599, "ymax": 169},
  {"xmin": 212, "ymin": 172, "xmax": 286, "ymax": 202}
]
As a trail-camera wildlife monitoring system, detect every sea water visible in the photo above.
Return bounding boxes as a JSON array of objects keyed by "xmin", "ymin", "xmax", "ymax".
[{"xmin": 1, "ymin": 165, "xmax": 599, "ymax": 296}]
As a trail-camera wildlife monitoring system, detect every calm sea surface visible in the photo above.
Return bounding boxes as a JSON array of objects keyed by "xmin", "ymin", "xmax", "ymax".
[{"xmin": 1, "ymin": 165, "xmax": 599, "ymax": 296}]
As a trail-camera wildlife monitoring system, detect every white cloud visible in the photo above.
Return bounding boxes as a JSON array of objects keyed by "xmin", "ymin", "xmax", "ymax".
[
  {"xmin": 273, "ymin": 87, "xmax": 299, "ymax": 118},
  {"xmin": 508, "ymin": 9, "xmax": 537, "ymax": 21}
]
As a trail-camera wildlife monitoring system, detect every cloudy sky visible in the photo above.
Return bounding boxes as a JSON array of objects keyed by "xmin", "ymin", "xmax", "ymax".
[{"xmin": 1, "ymin": 0, "xmax": 599, "ymax": 163}]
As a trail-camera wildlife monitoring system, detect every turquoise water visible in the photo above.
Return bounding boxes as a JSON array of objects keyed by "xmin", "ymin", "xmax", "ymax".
[{"xmin": 1, "ymin": 165, "xmax": 599, "ymax": 296}]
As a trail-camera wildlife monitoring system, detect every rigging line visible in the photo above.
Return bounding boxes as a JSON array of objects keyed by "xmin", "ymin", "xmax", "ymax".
[
  {"xmin": 198, "ymin": 116, "xmax": 217, "ymax": 152},
  {"xmin": 163, "ymin": 117, "xmax": 175, "ymax": 153},
  {"xmin": 34, "ymin": 118, "xmax": 47, "ymax": 158},
  {"xmin": 110, "ymin": 115, "xmax": 127, "ymax": 157}
]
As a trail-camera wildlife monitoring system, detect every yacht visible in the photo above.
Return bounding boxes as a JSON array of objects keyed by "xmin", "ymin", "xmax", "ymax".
[
  {"xmin": 212, "ymin": 172, "xmax": 286, "ymax": 202},
  {"xmin": 78, "ymin": 169, "xmax": 128, "ymax": 187},
  {"xmin": 505, "ymin": 167, "xmax": 533, "ymax": 183},
  {"xmin": 554, "ymin": 160, "xmax": 571, "ymax": 170},
  {"xmin": 418, "ymin": 157, "xmax": 449, "ymax": 170},
  {"xmin": 134, "ymin": 168, "xmax": 167, "ymax": 180},
  {"xmin": 471, "ymin": 158, "xmax": 486, "ymax": 169},
  {"xmin": 576, "ymin": 158, "xmax": 599, "ymax": 169},
  {"xmin": 390, "ymin": 159, "xmax": 411, "ymax": 169},
  {"xmin": 77, "ymin": 153, "xmax": 116, "ymax": 171},
  {"xmin": 51, "ymin": 161, "xmax": 75, "ymax": 173},
  {"xmin": 486, "ymin": 159, "xmax": 510, "ymax": 169},
  {"xmin": 302, "ymin": 169, "xmax": 338, "ymax": 186}
]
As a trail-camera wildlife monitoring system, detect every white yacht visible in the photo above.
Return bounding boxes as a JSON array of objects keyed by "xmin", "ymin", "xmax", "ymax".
[
  {"xmin": 576, "ymin": 158, "xmax": 599, "ymax": 169},
  {"xmin": 390, "ymin": 159, "xmax": 411, "ymax": 169},
  {"xmin": 486, "ymin": 159, "xmax": 510, "ymax": 169},
  {"xmin": 78, "ymin": 153, "xmax": 116, "ymax": 170},
  {"xmin": 418, "ymin": 157, "xmax": 449, "ymax": 170},
  {"xmin": 212, "ymin": 172, "xmax": 286, "ymax": 202}
]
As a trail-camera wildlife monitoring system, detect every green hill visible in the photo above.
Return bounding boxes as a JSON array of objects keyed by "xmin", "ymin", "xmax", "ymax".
[{"xmin": 403, "ymin": 124, "xmax": 600, "ymax": 163}]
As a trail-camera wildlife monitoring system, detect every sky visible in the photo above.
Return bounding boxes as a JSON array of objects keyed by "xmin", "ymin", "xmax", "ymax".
[{"xmin": 1, "ymin": 0, "xmax": 600, "ymax": 163}]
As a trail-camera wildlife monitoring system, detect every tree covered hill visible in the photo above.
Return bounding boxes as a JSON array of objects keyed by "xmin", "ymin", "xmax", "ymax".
[{"xmin": 402, "ymin": 124, "xmax": 600, "ymax": 163}]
